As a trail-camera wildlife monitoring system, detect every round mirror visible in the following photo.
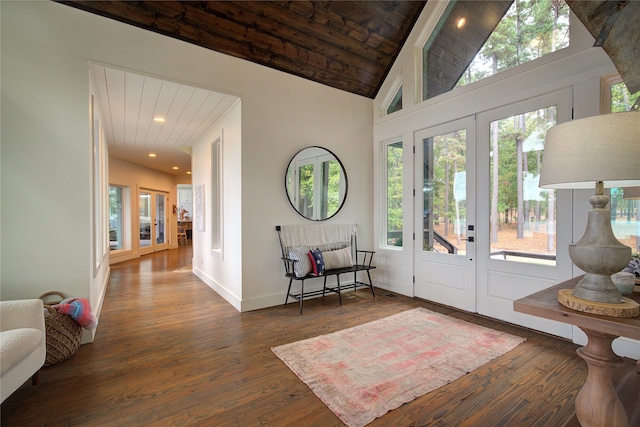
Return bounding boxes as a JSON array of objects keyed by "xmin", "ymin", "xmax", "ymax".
[{"xmin": 285, "ymin": 146, "xmax": 348, "ymax": 221}]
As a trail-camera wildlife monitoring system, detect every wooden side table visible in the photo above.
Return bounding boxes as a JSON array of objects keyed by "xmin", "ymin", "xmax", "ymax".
[{"xmin": 514, "ymin": 276, "xmax": 640, "ymax": 427}]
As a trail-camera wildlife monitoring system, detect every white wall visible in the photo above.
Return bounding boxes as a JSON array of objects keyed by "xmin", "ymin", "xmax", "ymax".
[
  {"xmin": 190, "ymin": 61, "xmax": 376, "ymax": 312},
  {"xmin": 191, "ymin": 101, "xmax": 244, "ymax": 310},
  {"xmin": 1, "ymin": 1, "xmax": 373, "ymax": 317},
  {"xmin": 1, "ymin": 2, "xmax": 105, "ymax": 321},
  {"xmin": 237, "ymin": 67, "xmax": 375, "ymax": 311}
]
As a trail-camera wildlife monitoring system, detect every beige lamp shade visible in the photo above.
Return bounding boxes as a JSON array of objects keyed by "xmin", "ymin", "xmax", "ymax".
[
  {"xmin": 623, "ymin": 186, "xmax": 640, "ymax": 199},
  {"xmin": 539, "ymin": 111, "xmax": 640, "ymax": 190}
]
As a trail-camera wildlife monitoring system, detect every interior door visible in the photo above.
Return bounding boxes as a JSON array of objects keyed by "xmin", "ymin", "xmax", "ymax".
[
  {"xmin": 414, "ymin": 116, "xmax": 477, "ymax": 312},
  {"xmin": 139, "ymin": 189, "xmax": 169, "ymax": 255}
]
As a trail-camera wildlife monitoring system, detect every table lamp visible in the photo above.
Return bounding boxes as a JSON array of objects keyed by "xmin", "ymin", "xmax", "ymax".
[{"xmin": 539, "ymin": 111, "xmax": 640, "ymax": 305}]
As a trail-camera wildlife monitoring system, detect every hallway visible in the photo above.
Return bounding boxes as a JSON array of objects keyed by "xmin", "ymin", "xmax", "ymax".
[{"xmin": 2, "ymin": 247, "xmax": 629, "ymax": 426}]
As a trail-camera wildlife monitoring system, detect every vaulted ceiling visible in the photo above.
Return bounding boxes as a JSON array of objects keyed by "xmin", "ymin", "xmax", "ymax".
[
  {"xmin": 60, "ymin": 1, "xmax": 427, "ymax": 99},
  {"xmin": 56, "ymin": 1, "xmax": 639, "ymax": 176}
]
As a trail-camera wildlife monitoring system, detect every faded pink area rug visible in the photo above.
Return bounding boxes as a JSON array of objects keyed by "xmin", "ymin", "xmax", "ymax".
[{"xmin": 272, "ymin": 307, "xmax": 525, "ymax": 427}]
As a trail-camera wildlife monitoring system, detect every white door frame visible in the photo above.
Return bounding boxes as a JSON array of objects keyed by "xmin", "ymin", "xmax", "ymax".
[{"xmin": 139, "ymin": 188, "xmax": 169, "ymax": 255}]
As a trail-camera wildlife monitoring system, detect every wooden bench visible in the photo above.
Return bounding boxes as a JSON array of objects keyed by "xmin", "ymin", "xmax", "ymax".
[{"xmin": 276, "ymin": 224, "xmax": 376, "ymax": 314}]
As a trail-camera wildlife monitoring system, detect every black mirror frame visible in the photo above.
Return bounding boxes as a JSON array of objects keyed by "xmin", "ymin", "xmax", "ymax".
[{"xmin": 284, "ymin": 146, "xmax": 348, "ymax": 221}]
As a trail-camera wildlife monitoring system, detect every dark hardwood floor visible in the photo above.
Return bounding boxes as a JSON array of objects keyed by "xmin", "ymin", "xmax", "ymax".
[{"xmin": 2, "ymin": 247, "xmax": 637, "ymax": 426}]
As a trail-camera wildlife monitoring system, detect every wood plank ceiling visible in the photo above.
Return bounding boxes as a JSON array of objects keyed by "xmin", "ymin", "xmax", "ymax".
[{"xmin": 58, "ymin": 1, "xmax": 427, "ymax": 99}]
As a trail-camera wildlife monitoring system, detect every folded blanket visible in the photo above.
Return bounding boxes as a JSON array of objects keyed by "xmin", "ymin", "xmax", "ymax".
[{"xmin": 54, "ymin": 298, "xmax": 98, "ymax": 330}]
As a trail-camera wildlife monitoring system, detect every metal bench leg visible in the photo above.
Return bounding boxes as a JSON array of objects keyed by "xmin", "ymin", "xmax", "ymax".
[
  {"xmin": 367, "ymin": 270, "xmax": 375, "ymax": 297},
  {"xmin": 354, "ymin": 270, "xmax": 357, "ymax": 291},
  {"xmin": 299, "ymin": 279, "xmax": 304, "ymax": 314},
  {"xmin": 285, "ymin": 278, "xmax": 293, "ymax": 306},
  {"xmin": 336, "ymin": 275, "xmax": 342, "ymax": 305},
  {"xmin": 323, "ymin": 276, "xmax": 327, "ymax": 298}
]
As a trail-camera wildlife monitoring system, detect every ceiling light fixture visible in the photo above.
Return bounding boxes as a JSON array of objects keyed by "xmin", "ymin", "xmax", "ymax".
[
  {"xmin": 187, "ymin": 171, "xmax": 192, "ymax": 175},
  {"xmin": 148, "ymin": 153, "xmax": 157, "ymax": 157},
  {"xmin": 153, "ymin": 117, "xmax": 166, "ymax": 123},
  {"xmin": 172, "ymin": 166, "xmax": 179, "ymax": 170},
  {"xmin": 456, "ymin": 17, "xmax": 466, "ymax": 29}
]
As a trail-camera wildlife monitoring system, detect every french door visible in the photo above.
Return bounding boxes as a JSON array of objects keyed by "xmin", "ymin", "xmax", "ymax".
[
  {"xmin": 139, "ymin": 189, "xmax": 169, "ymax": 255},
  {"xmin": 414, "ymin": 116, "xmax": 477, "ymax": 312},
  {"xmin": 475, "ymin": 89, "xmax": 573, "ymax": 334},
  {"xmin": 413, "ymin": 90, "xmax": 574, "ymax": 336}
]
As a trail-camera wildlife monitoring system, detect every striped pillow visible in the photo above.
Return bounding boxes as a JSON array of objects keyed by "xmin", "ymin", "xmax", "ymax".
[
  {"xmin": 289, "ymin": 246, "xmax": 312, "ymax": 278},
  {"xmin": 322, "ymin": 247, "xmax": 352, "ymax": 270}
]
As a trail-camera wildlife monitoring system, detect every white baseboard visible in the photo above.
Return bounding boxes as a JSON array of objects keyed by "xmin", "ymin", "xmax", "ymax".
[{"xmin": 193, "ymin": 266, "xmax": 242, "ymax": 312}]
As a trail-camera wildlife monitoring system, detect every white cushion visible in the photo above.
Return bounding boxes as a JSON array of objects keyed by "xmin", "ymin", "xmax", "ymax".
[
  {"xmin": 0, "ymin": 328, "xmax": 43, "ymax": 375},
  {"xmin": 322, "ymin": 247, "xmax": 353, "ymax": 270},
  {"xmin": 289, "ymin": 246, "xmax": 312, "ymax": 278}
]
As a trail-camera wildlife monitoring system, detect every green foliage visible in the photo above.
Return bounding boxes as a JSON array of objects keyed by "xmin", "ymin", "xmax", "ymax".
[
  {"xmin": 456, "ymin": 0, "xmax": 569, "ymax": 88},
  {"xmin": 387, "ymin": 143, "xmax": 404, "ymax": 244},
  {"xmin": 326, "ymin": 160, "xmax": 341, "ymax": 216},
  {"xmin": 489, "ymin": 107, "xmax": 555, "ymax": 223},
  {"xmin": 299, "ymin": 164, "xmax": 314, "ymax": 215},
  {"xmin": 611, "ymin": 82, "xmax": 640, "ymax": 113}
]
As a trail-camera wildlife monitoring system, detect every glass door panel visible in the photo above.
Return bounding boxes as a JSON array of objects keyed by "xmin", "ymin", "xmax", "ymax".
[
  {"xmin": 423, "ymin": 129, "xmax": 468, "ymax": 255},
  {"xmin": 139, "ymin": 192, "xmax": 151, "ymax": 249},
  {"xmin": 488, "ymin": 107, "xmax": 557, "ymax": 265},
  {"xmin": 155, "ymin": 193, "xmax": 166, "ymax": 245}
]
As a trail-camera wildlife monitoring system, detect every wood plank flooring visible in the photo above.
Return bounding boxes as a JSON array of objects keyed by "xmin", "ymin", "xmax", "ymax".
[{"xmin": 1, "ymin": 247, "xmax": 636, "ymax": 426}]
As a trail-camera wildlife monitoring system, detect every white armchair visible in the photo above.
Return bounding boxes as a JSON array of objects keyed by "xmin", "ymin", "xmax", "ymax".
[{"xmin": 0, "ymin": 299, "xmax": 46, "ymax": 403}]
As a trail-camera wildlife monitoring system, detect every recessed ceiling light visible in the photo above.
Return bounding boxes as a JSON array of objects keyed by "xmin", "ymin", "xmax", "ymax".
[
  {"xmin": 457, "ymin": 17, "xmax": 466, "ymax": 29},
  {"xmin": 187, "ymin": 171, "xmax": 192, "ymax": 175},
  {"xmin": 148, "ymin": 153, "xmax": 157, "ymax": 157},
  {"xmin": 172, "ymin": 166, "xmax": 179, "ymax": 170},
  {"xmin": 153, "ymin": 117, "xmax": 166, "ymax": 123}
]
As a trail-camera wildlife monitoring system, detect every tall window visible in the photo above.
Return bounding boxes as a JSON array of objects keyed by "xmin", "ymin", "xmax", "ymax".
[
  {"xmin": 109, "ymin": 186, "xmax": 124, "ymax": 250},
  {"xmin": 423, "ymin": 0, "xmax": 570, "ymax": 101},
  {"xmin": 489, "ymin": 105, "xmax": 557, "ymax": 264},
  {"xmin": 603, "ymin": 74, "xmax": 640, "ymax": 255},
  {"xmin": 211, "ymin": 137, "xmax": 223, "ymax": 253},
  {"xmin": 386, "ymin": 141, "xmax": 403, "ymax": 247}
]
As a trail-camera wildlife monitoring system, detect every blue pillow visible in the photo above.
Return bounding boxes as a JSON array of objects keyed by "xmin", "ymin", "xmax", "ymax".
[{"xmin": 309, "ymin": 248, "xmax": 325, "ymax": 275}]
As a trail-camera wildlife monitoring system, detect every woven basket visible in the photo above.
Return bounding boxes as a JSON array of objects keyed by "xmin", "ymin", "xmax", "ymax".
[{"xmin": 40, "ymin": 291, "xmax": 82, "ymax": 366}]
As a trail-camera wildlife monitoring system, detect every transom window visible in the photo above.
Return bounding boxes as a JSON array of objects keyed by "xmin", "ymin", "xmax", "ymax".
[{"xmin": 422, "ymin": 0, "xmax": 570, "ymax": 101}]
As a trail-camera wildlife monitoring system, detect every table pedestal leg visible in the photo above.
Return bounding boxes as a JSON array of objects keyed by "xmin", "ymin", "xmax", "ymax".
[{"xmin": 575, "ymin": 328, "xmax": 627, "ymax": 427}]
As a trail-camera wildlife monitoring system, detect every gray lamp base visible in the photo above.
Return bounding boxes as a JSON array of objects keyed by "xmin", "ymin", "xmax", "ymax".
[
  {"xmin": 568, "ymin": 184, "xmax": 631, "ymax": 305},
  {"xmin": 572, "ymin": 273, "xmax": 625, "ymax": 304}
]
